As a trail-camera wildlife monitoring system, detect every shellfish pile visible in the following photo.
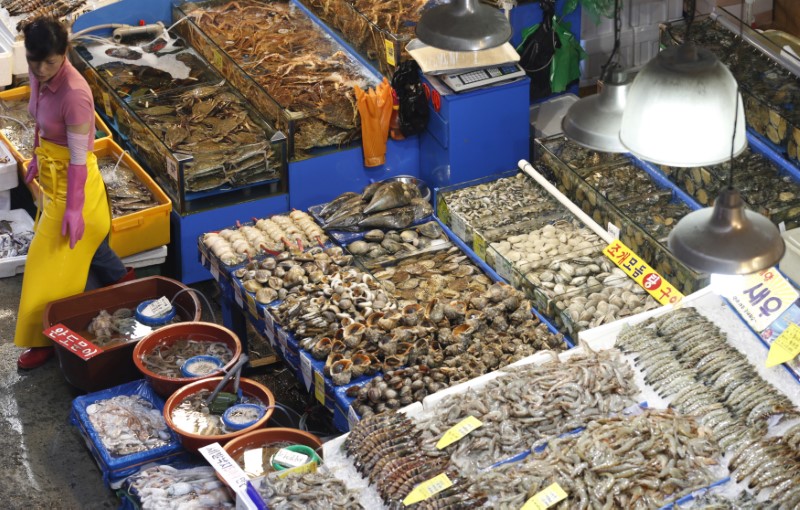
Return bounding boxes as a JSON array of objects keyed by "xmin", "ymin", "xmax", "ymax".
[
  {"xmin": 555, "ymin": 279, "xmax": 659, "ymax": 335},
  {"xmin": 234, "ymin": 246, "xmax": 350, "ymax": 305},
  {"xmin": 123, "ymin": 465, "xmax": 234, "ymax": 509},
  {"xmin": 618, "ymin": 307, "xmax": 800, "ymax": 505},
  {"xmin": 374, "ymin": 246, "xmax": 492, "ymax": 306},
  {"xmin": 85, "ymin": 395, "xmax": 172, "ymax": 457},
  {"xmin": 415, "ymin": 347, "xmax": 640, "ymax": 474},
  {"xmin": 346, "ymin": 221, "xmax": 447, "ymax": 266},
  {"xmin": 471, "ymin": 410, "xmax": 722, "ymax": 509},
  {"xmin": 319, "ymin": 181, "xmax": 433, "ymax": 232},
  {"xmin": 202, "ymin": 211, "xmax": 327, "ymax": 265},
  {"xmin": 258, "ymin": 470, "xmax": 364, "ymax": 509},
  {"xmin": 441, "ymin": 172, "xmax": 559, "ymax": 227},
  {"xmin": 537, "ymin": 136, "xmax": 627, "ymax": 174}
]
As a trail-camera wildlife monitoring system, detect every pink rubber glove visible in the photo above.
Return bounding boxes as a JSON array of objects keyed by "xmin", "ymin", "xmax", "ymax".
[
  {"xmin": 62, "ymin": 163, "xmax": 86, "ymax": 249},
  {"xmin": 24, "ymin": 127, "xmax": 39, "ymax": 184}
]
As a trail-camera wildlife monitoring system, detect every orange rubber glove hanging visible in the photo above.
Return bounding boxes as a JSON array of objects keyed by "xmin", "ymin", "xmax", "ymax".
[{"xmin": 355, "ymin": 77, "xmax": 393, "ymax": 167}]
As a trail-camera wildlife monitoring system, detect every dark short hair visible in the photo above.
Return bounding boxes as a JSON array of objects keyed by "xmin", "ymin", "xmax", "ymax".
[{"xmin": 23, "ymin": 17, "xmax": 68, "ymax": 61}]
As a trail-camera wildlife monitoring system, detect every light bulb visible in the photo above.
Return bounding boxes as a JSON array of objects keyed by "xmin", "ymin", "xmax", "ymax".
[{"xmin": 710, "ymin": 273, "xmax": 747, "ymax": 297}]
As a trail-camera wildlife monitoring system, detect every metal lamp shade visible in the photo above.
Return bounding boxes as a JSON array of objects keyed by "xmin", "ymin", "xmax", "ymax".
[
  {"xmin": 562, "ymin": 76, "xmax": 631, "ymax": 153},
  {"xmin": 668, "ymin": 188, "xmax": 785, "ymax": 275},
  {"xmin": 416, "ymin": 0, "xmax": 512, "ymax": 51},
  {"xmin": 620, "ymin": 43, "xmax": 747, "ymax": 167}
]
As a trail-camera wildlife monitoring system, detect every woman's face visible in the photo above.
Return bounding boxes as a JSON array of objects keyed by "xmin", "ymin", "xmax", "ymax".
[{"xmin": 26, "ymin": 52, "xmax": 65, "ymax": 84}]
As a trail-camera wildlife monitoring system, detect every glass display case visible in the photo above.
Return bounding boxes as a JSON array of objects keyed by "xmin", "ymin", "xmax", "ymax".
[
  {"xmin": 661, "ymin": 9, "xmax": 800, "ymax": 165},
  {"xmin": 536, "ymin": 135, "xmax": 709, "ymax": 294},
  {"xmin": 71, "ymin": 34, "xmax": 287, "ymax": 214},
  {"xmin": 172, "ymin": 0, "xmax": 381, "ymax": 159}
]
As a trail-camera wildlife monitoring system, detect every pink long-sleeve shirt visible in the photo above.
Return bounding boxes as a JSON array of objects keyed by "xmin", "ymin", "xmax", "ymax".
[{"xmin": 28, "ymin": 57, "xmax": 95, "ymax": 150}]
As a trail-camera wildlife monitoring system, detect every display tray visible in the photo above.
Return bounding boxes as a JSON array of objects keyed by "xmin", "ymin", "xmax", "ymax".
[
  {"xmin": 661, "ymin": 10, "xmax": 800, "ymax": 166},
  {"xmin": 535, "ymin": 135, "xmax": 708, "ymax": 294},
  {"xmin": 71, "ymin": 38, "xmax": 288, "ymax": 214},
  {"xmin": 172, "ymin": 0, "xmax": 381, "ymax": 159},
  {"xmin": 655, "ymin": 133, "xmax": 800, "ymax": 229},
  {"xmin": 0, "ymin": 208, "xmax": 33, "ymax": 278}
]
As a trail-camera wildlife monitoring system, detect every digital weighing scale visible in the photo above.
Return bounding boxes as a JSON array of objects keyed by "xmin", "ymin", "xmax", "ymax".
[{"xmin": 440, "ymin": 64, "xmax": 526, "ymax": 92}]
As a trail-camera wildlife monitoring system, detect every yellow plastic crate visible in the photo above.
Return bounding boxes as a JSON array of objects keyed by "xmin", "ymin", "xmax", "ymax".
[
  {"xmin": 23, "ymin": 138, "xmax": 171, "ymax": 258},
  {"xmin": 0, "ymin": 85, "xmax": 112, "ymax": 178}
]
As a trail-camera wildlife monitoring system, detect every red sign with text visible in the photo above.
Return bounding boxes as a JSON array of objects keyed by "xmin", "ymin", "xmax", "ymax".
[{"xmin": 44, "ymin": 324, "xmax": 102, "ymax": 360}]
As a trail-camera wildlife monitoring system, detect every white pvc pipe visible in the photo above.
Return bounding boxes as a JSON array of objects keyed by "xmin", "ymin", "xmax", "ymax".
[{"xmin": 518, "ymin": 159, "xmax": 614, "ymax": 244}]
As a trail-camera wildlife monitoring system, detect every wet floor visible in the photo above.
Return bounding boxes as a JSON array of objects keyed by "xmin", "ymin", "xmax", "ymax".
[{"xmin": 0, "ymin": 274, "xmax": 335, "ymax": 509}]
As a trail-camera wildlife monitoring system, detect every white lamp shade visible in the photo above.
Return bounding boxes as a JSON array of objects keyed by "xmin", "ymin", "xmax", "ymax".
[
  {"xmin": 562, "ymin": 78, "xmax": 630, "ymax": 153},
  {"xmin": 620, "ymin": 44, "xmax": 747, "ymax": 167}
]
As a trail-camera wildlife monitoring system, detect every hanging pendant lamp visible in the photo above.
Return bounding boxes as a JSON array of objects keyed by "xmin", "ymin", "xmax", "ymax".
[
  {"xmin": 668, "ymin": 187, "xmax": 785, "ymax": 274},
  {"xmin": 416, "ymin": 0, "xmax": 512, "ymax": 51},
  {"xmin": 562, "ymin": 67, "xmax": 631, "ymax": 152}
]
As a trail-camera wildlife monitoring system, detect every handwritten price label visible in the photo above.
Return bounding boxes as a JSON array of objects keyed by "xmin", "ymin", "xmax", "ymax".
[
  {"xmin": 274, "ymin": 459, "xmax": 317, "ymax": 479},
  {"xmin": 403, "ymin": 473, "xmax": 453, "ymax": 506},
  {"xmin": 766, "ymin": 323, "xmax": 800, "ymax": 367},
  {"xmin": 384, "ymin": 38, "xmax": 396, "ymax": 67},
  {"xmin": 300, "ymin": 353, "xmax": 313, "ymax": 391},
  {"xmin": 521, "ymin": 483, "xmax": 568, "ymax": 510},
  {"xmin": 603, "ymin": 239, "xmax": 683, "ymax": 305},
  {"xmin": 437, "ymin": 197, "xmax": 451, "ymax": 226},
  {"xmin": 44, "ymin": 324, "xmax": 101, "ymax": 360},
  {"xmin": 436, "ymin": 416, "xmax": 483, "ymax": 449},
  {"xmin": 473, "ymin": 232, "xmax": 487, "ymax": 260},
  {"xmin": 728, "ymin": 268, "xmax": 798, "ymax": 333},
  {"xmin": 314, "ymin": 370, "xmax": 326, "ymax": 405}
]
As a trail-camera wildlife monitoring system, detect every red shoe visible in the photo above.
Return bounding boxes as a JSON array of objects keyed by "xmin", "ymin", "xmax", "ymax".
[
  {"xmin": 116, "ymin": 266, "xmax": 137, "ymax": 284},
  {"xmin": 17, "ymin": 347, "xmax": 54, "ymax": 370}
]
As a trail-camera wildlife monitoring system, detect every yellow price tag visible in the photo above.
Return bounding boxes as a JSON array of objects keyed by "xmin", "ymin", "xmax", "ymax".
[
  {"xmin": 211, "ymin": 50, "xmax": 223, "ymax": 68},
  {"xmin": 473, "ymin": 232, "xmax": 487, "ymax": 260},
  {"xmin": 384, "ymin": 38, "xmax": 396, "ymax": 66},
  {"xmin": 246, "ymin": 293, "xmax": 258, "ymax": 318},
  {"xmin": 275, "ymin": 460, "xmax": 317, "ymax": 479},
  {"xmin": 766, "ymin": 323, "xmax": 800, "ymax": 367},
  {"xmin": 403, "ymin": 473, "xmax": 452, "ymax": 506},
  {"xmin": 437, "ymin": 197, "xmax": 451, "ymax": 226},
  {"xmin": 603, "ymin": 239, "xmax": 683, "ymax": 306},
  {"xmin": 521, "ymin": 483, "xmax": 568, "ymax": 510},
  {"xmin": 314, "ymin": 370, "xmax": 325, "ymax": 405},
  {"xmin": 727, "ymin": 268, "xmax": 799, "ymax": 333},
  {"xmin": 436, "ymin": 416, "xmax": 483, "ymax": 449},
  {"xmin": 101, "ymin": 92, "xmax": 113, "ymax": 118}
]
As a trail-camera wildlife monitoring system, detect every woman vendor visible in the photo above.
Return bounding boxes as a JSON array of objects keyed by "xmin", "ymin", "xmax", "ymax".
[{"xmin": 15, "ymin": 17, "xmax": 132, "ymax": 370}]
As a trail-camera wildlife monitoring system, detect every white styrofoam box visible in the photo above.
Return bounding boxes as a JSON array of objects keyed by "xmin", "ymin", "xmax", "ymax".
[
  {"xmin": 529, "ymin": 93, "xmax": 579, "ymax": 138},
  {"xmin": 0, "ymin": 140, "xmax": 16, "ymax": 190},
  {"xmin": 0, "ymin": 208, "xmax": 34, "ymax": 277},
  {"xmin": 780, "ymin": 228, "xmax": 800, "ymax": 286},
  {"xmin": 0, "ymin": 189, "xmax": 8, "ymax": 210},
  {"xmin": 633, "ymin": 23, "xmax": 661, "ymax": 68},
  {"xmin": 580, "ymin": 27, "xmax": 635, "ymax": 85},
  {"xmin": 121, "ymin": 244, "xmax": 167, "ymax": 269}
]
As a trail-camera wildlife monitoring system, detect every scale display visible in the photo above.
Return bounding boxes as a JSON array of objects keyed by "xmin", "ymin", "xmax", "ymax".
[{"xmin": 441, "ymin": 64, "xmax": 526, "ymax": 92}]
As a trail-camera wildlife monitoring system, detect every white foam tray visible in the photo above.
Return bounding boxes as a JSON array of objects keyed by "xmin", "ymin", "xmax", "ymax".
[
  {"xmin": 121, "ymin": 244, "xmax": 167, "ymax": 269},
  {"xmin": 0, "ymin": 138, "xmax": 17, "ymax": 190},
  {"xmin": 0, "ymin": 208, "xmax": 33, "ymax": 277}
]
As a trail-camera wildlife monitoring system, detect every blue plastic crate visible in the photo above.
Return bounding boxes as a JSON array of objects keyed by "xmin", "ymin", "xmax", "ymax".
[{"xmin": 70, "ymin": 380, "xmax": 187, "ymax": 489}]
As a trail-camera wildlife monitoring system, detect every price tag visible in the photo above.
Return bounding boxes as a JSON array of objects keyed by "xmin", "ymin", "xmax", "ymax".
[
  {"xmin": 274, "ymin": 460, "xmax": 317, "ymax": 479},
  {"xmin": 495, "ymin": 254, "xmax": 514, "ymax": 283},
  {"xmin": 437, "ymin": 197, "xmax": 451, "ymax": 226},
  {"xmin": 347, "ymin": 405, "xmax": 360, "ymax": 430},
  {"xmin": 166, "ymin": 157, "xmax": 178, "ymax": 182},
  {"xmin": 603, "ymin": 239, "xmax": 684, "ymax": 306},
  {"xmin": 436, "ymin": 416, "xmax": 482, "ymax": 449},
  {"xmin": 314, "ymin": 370, "xmax": 325, "ymax": 405},
  {"xmin": 273, "ymin": 448, "xmax": 309, "ymax": 468},
  {"xmin": 101, "ymin": 92, "xmax": 113, "ymax": 118},
  {"xmin": 211, "ymin": 50, "xmax": 223, "ymax": 68},
  {"xmin": 521, "ymin": 483, "xmax": 568, "ymax": 510},
  {"xmin": 210, "ymin": 262, "xmax": 220, "ymax": 282},
  {"xmin": 199, "ymin": 443, "xmax": 256, "ymax": 505},
  {"xmin": 384, "ymin": 38, "xmax": 397, "ymax": 66},
  {"xmin": 246, "ymin": 294, "xmax": 258, "ymax": 318},
  {"xmin": 766, "ymin": 322, "xmax": 800, "ymax": 367},
  {"xmin": 300, "ymin": 353, "xmax": 313, "ymax": 391},
  {"xmin": 142, "ymin": 296, "xmax": 172, "ymax": 317},
  {"xmin": 234, "ymin": 284, "xmax": 244, "ymax": 308},
  {"xmin": 263, "ymin": 312, "xmax": 275, "ymax": 344},
  {"xmin": 728, "ymin": 268, "xmax": 799, "ymax": 333},
  {"xmin": 607, "ymin": 222, "xmax": 620, "ymax": 240},
  {"xmin": 450, "ymin": 213, "xmax": 468, "ymax": 242},
  {"xmin": 473, "ymin": 232, "xmax": 487, "ymax": 260},
  {"xmin": 403, "ymin": 473, "xmax": 452, "ymax": 506},
  {"xmin": 44, "ymin": 324, "xmax": 102, "ymax": 360},
  {"xmin": 276, "ymin": 328, "xmax": 288, "ymax": 356},
  {"xmin": 243, "ymin": 447, "xmax": 265, "ymax": 478}
]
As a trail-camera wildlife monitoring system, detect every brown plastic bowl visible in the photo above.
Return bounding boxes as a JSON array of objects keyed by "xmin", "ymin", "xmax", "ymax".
[
  {"xmin": 133, "ymin": 322, "xmax": 242, "ymax": 398},
  {"xmin": 164, "ymin": 376, "xmax": 275, "ymax": 452},
  {"xmin": 223, "ymin": 428, "xmax": 323, "ymax": 473},
  {"xmin": 43, "ymin": 276, "xmax": 201, "ymax": 392}
]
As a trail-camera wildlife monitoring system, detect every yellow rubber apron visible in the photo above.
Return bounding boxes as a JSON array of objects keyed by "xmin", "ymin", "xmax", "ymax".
[{"xmin": 14, "ymin": 139, "xmax": 109, "ymax": 348}]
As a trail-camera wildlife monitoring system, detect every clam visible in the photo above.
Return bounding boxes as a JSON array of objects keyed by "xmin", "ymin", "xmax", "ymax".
[
  {"xmin": 417, "ymin": 221, "xmax": 443, "ymax": 238},
  {"xmin": 243, "ymin": 280, "xmax": 262, "ymax": 293},
  {"xmin": 255, "ymin": 287, "xmax": 278, "ymax": 304},
  {"xmin": 348, "ymin": 240, "xmax": 370, "ymax": 255},
  {"xmin": 364, "ymin": 229, "xmax": 385, "ymax": 242},
  {"xmin": 400, "ymin": 230, "xmax": 419, "ymax": 243}
]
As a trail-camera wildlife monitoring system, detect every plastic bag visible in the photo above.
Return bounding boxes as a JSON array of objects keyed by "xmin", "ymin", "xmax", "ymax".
[
  {"xmin": 391, "ymin": 60, "xmax": 430, "ymax": 137},
  {"xmin": 355, "ymin": 77, "xmax": 393, "ymax": 167}
]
